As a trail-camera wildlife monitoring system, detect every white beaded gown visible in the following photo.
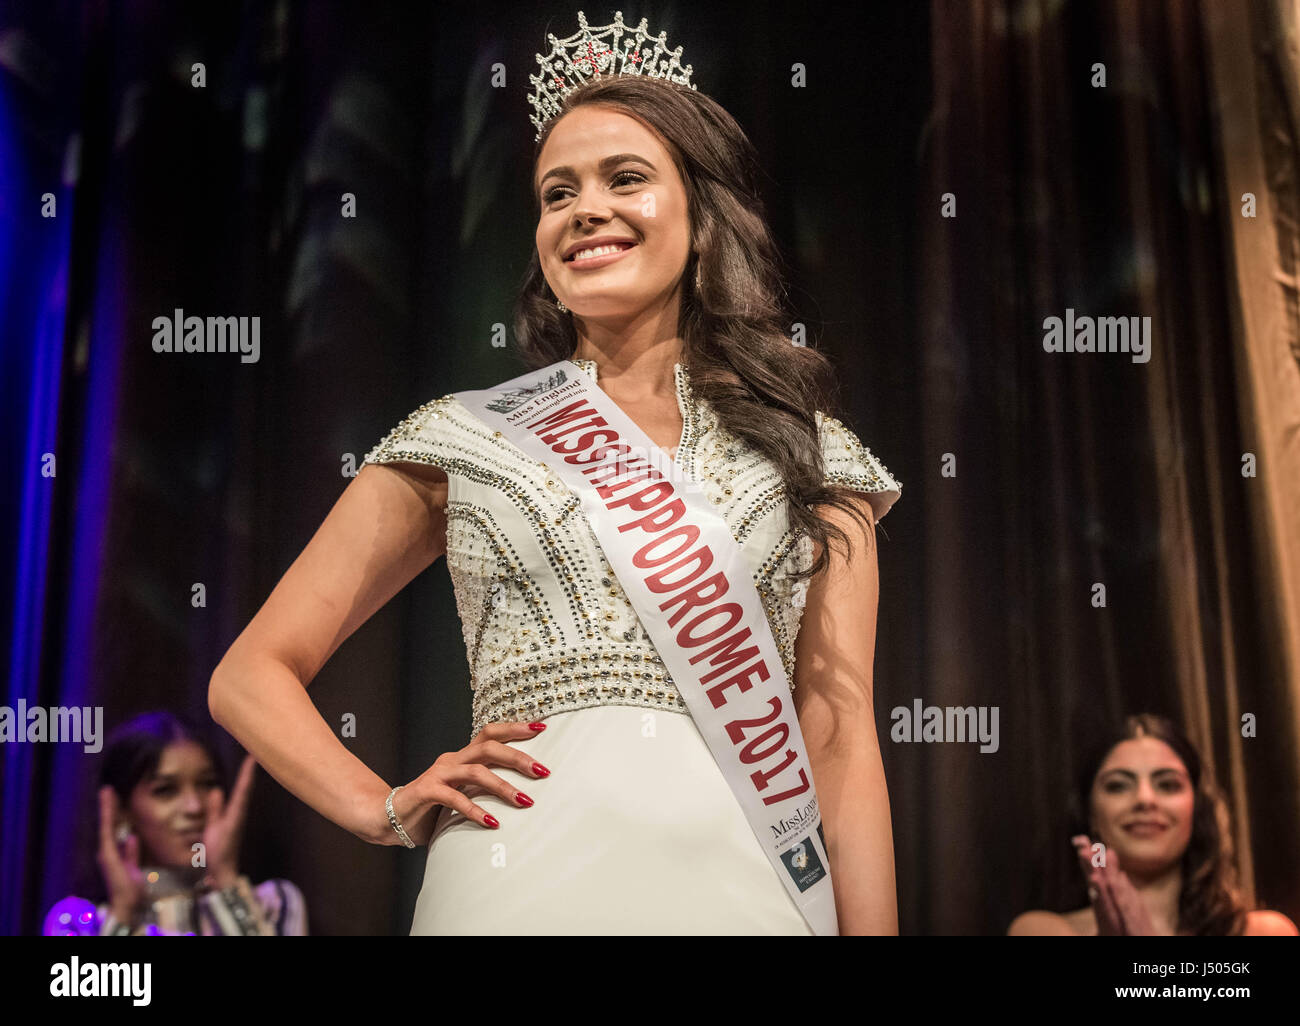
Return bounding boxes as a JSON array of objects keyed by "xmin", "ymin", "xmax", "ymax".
[{"xmin": 362, "ymin": 358, "xmax": 901, "ymax": 935}]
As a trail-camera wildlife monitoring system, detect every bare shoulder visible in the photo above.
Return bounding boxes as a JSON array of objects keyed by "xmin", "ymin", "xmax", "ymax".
[
  {"xmin": 1007, "ymin": 908, "xmax": 1091, "ymax": 936},
  {"xmin": 1244, "ymin": 909, "xmax": 1300, "ymax": 936},
  {"xmin": 810, "ymin": 494, "xmax": 878, "ymax": 556}
]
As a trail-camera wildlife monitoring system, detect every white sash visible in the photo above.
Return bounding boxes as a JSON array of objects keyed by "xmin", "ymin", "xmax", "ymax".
[{"xmin": 455, "ymin": 360, "xmax": 838, "ymax": 936}]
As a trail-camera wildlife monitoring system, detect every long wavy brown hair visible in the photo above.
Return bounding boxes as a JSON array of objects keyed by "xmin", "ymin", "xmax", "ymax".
[
  {"xmin": 1069, "ymin": 714, "xmax": 1250, "ymax": 935},
  {"xmin": 515, "ymin": 75, "xmax": 877, "ymax": 582}
]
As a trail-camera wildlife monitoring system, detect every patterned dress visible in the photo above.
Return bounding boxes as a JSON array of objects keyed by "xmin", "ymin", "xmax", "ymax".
[
  {"xmin": 44, "ymin": 869, "xmax": 307, "ymax": 935},
  {"xmin": 363, "ymin": 358, "xmax": 900, "ymax": 934}
]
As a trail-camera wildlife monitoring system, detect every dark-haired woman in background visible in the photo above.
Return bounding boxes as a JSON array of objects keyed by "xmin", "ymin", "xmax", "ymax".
[
  {"xmin": 1008, "ymin": 713, "xmax": 1296, "ymax": 936},
  {"xmin": 43, "ymin": 711, "xmax": 306, "ymax": 936}
]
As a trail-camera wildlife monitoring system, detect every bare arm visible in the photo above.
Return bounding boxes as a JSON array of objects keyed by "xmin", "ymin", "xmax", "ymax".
[
  {"xmin": 793, "ymin": 497, "xmax": 898, "ymax": 935},
  {"xmin": 1007, "ymin": 910, "xmax": 1079, "ymax": 936},
  {"xmin": 208, "ymin": 462, "xmax": 448, "ymax": 846},
  {"xmin": 1245, "ymin": 910, "xmax": 1300, "ymax": 935}
]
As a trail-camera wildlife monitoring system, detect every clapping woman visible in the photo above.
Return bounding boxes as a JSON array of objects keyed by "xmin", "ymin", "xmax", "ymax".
[
  {"xmin": 1008, "ymin": 714, "xmax": 1296, "ymax": 936},
  {"xmin": 44, "ymin": 711, "xmax": 306, "ymax": 936}
]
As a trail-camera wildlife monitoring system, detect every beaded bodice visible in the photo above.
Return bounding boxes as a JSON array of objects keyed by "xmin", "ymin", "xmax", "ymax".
[{"xmin": 363, "ymin": 358, "xmax": 901, "ymax": 740}]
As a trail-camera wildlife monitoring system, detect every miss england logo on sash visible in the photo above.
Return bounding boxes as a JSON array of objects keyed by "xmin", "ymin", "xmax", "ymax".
[{"xmin": 455, "ymin": 360, "xmax": 839, "ymax": 936}]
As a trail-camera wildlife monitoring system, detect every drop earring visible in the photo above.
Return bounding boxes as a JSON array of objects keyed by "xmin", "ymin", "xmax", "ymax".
[{"xmin": 556, "ymin": 297, "xmax": 567, "ymax": 312}]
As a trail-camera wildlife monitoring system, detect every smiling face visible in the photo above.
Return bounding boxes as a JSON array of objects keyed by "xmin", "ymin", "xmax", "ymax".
[
  {"xmin": 123, "ymin": 740, "xmax": 222, "ymax": 867},
  {"xmin": 1088, "ymin": 736, "xmax": 1195, "ymax": 877},
  {"xmin": 534, "ymin": 105, "xmax": 692, "ymax": 329}
]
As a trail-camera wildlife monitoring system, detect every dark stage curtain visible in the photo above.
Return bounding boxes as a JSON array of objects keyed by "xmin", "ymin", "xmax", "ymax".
[
  {"xmin": 2, "ymin": 0, "xmax": 1296, "ymax": 936},
  {"xmin": 915, "ymin": 0, "xmax": 1300, "ymax": 934}
]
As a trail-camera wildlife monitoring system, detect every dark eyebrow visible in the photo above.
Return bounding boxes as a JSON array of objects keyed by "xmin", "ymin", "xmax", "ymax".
[
  {"xmin": 1098, "ymin": 767, "xmax": 1187, "ymax": 781},
  {"xmin": 537, "ymin": 153, "xmax": 656, "ymax": 194},
  {"xmin": 150, "ymin": 770, "xmax": 218, "ymax": 783}
]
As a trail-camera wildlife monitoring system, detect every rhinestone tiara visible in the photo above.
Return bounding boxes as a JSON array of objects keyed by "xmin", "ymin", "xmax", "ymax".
[{"xmin": 527, "ymin": 10, "xmax": 697, "ymax": 141}]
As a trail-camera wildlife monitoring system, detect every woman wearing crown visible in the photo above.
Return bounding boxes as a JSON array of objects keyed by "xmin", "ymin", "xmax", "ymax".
[{"xmin": 209, "ymin": 11, "xmax": 902, "ymax": 935}]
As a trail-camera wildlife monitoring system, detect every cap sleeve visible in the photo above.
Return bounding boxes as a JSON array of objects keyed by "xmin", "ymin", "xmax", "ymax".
[
  {"xmin": 817, "ymin": 411, "xmax": 902, "ymax": 522},
  {"xmin": 362, "ymin": 395, "xmax": 457, "ymax": 473}
]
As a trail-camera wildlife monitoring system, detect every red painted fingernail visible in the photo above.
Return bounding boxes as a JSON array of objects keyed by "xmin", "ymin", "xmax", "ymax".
[
  {"xmin": 515, "ymin": 792, "xmax": 533, "ymax": 807},
  {"xmin": 484, "ymin": 814, "xmax": 499, "ymax": 828},
  {"xmin": 532, "ymin": 762, "xmax": 550, "ymax": 777},
  {"xmin": 528, "ymin": 722, "xmax": 546, "ymax": 731}
]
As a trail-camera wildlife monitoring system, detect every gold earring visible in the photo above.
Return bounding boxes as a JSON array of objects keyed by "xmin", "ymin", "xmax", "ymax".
[{"xmin": 556, "ymin": 298, "xmax": 567, "ymax": 312}]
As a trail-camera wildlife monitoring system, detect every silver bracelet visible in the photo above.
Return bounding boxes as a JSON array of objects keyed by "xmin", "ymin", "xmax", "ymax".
[{"xmin": 386, "ymin": 785, "xmax": 416, "ymax": 848}]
